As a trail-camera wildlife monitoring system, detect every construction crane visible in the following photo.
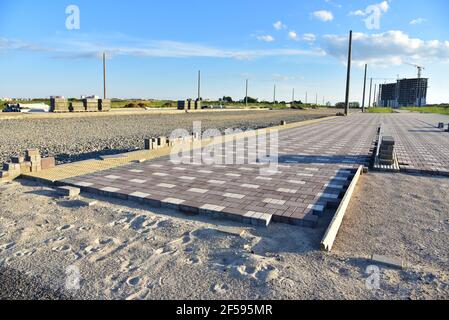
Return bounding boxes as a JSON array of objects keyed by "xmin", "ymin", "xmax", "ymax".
[
  {"xmin": 406, "ymin": 62, "xmax": 425, "ymax": 79},
  {"xmin": 405, "ymin": 62, "xmax": 426, "ymax": 106}
]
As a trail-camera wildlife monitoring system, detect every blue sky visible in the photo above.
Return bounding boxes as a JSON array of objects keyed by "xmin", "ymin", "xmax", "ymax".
[{"xmin": 1, "ymin": 0, "xmax": 448, "ymax": 103}]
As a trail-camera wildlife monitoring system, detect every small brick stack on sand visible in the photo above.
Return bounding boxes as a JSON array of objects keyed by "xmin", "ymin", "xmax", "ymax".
[{"xmin": 0, "ymin": 149, "xmax": 56, "ymax": 184}]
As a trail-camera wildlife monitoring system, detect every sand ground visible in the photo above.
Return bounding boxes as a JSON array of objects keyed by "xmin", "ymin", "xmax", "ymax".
[{"xmin": 0, "ymin": 171, "xmax": 448, "ymax": 300}]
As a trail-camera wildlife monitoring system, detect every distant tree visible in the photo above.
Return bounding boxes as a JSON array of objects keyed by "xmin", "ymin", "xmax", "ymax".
[
  {"xmin": 243, "ymin": 96, "xmax": 258, "ymax": 103},
  {"xmin": 222, "ymin": 96, "xmax": 233, "ymax": 103}
]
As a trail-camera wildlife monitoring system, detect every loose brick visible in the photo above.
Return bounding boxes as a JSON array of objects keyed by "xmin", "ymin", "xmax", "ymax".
[
  {"xmin": 41, "ymin": 157, "xmax": 56, "ymax": 170},
  {"xmin": 57, "ymin": 186, "xmax": 81, "ymax": 197},
  {"xmin": 25, "ymin": 149, "xmax": 40, "ymax": 157},
  {"xmin": 0, "ymin": 171, "xmax": 9, "ymax": 178},
  {"xmin": 11, "ymin": 156, "xmax": 24, "ymax": 164}
]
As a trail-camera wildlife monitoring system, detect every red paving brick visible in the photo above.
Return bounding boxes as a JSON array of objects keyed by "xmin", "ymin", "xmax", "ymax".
[{"xmin": 61, "ymin": 112, "xmax": 449, "ymax": 226}]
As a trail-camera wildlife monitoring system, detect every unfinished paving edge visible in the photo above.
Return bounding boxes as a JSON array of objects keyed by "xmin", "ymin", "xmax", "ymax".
[{"xmin": 321, "ymin": 165, "xmax": 364, "ymax": 252}]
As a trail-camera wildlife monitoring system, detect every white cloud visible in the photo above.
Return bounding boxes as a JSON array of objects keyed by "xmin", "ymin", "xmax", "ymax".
[
  {"xmin": 0, "ymin": 37, "xmax": 325, "ymax": 61},
  {"xmin": 302, "ymin": 33, "xmax": 316, "ymax": 42},
  {"xmin": 313, "ymin": 10, "xmax": 334, "ymax": 22},
  {"xmin": 349, "ymin": 10, "xmax": 366, "ymax": 17},
  {"xmin": 273, "ymin": 73, "xmax": 298, "ymax": 81},
  {"xmin": 323, "ymin": 30, "xmax": 449, "ymax": 67},
  {"xmin": 288, "ymin": 31, "xmax": 298, "ymax": 41},
  {"xmin": 273, "ymin": 21, "xmax": 287, "ymax": 30},
  {"xmin": 378, "ymin": 0, "xmax": 390, "ymax": 12},
  {"xmin": 410, "ymin": 18, "xmax": 426, "ymax": 25},
  {"xmin": 256, "ymin": 35, "xmax": 275, "ymax": 42}
]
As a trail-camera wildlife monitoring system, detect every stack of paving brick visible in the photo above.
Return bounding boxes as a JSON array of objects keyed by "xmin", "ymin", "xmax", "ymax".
[
  {"xmin": 69, "ymin": 101, "xmax": 85, "ymax": 112},
  {"xmin": 177, "ymin": 100, "xmax": 188, "ymax": 110},
  {"xmin": 379, "ymin": 136, "xmax": 395, "ymax": 165},
  {"xmin": 50, "ymin": 98, "xmax": 70, "ymax": 113},
  {"xmin": 83, "ymin": 99, "xmax": 99, "ymax": 112},
  {"xmin": 0, "ymin": 149, "xmax": 56, "ymax": 184},
  {"xmin": 98, "ymin": 99, "xmax": 111, "ymax": 112}
]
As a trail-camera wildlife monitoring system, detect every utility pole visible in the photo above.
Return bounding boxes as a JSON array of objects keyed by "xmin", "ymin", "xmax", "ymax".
[
  {"xmin": 292, "ymin": 88, "xmax": 295, "ymax": 103},
  {"xmin": 373, "ymin": 84, "xmax": 377, "ymax": 107},
  {"xmin": 273, "ymin": 84, "xmax": 276, "ymax": 103},
  {"xmin": 245, "ymin": 79, "xmax": 248, "ymax": 107},
  {"xmin": 344, "ymin": 30, "xmax": 353, "ymax": 116},
  {"xmin": 306, "ymin": 91, "xmax": 308, "ymax": 104},
  {"xmin": 368, "ymin": 78, "xmax": 373, "ymax": 108},
  {"xmin": 362, "ymin": 64, "xmax": 367, "ymax": 113},
  {"xmin": 323, "ymin": 96, "xmax": 325, "ymax": 106},
  {"xmin": 315, "ymin": 93, "xmax": 318, "ymax": 105},
  {"xmin": 197, "ymin": 70, "xmax": 201, "ymax": 101},
  {"xmin": 103, "ymin": 52, "xmax": 107, "ymax": 99}
]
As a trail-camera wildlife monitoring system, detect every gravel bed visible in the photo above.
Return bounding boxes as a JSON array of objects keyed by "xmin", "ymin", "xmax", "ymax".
[{"xmin": 0, "ymin": 110, "xmax": 333, "ymax": 164}]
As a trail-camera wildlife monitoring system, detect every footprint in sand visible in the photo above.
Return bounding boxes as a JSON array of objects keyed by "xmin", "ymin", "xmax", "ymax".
[
  {"xmin": 211, "ymin": 283, "xmax": 229, "ymax": 294},
  {"xmin": 186, "ymin": 256, "xmax": 201, "ymax": 265},
  {"xmin": 45, "ymin": 236, "xmax": 66, "ymax": 244},
  {"xmin": 232, "ymin": 263, "xmax": 279, "ymax": 283},
  {"xmin": 154, "ymin": 232, "xmax": 193, "ymax": 255},
  {"xmin": 120, "ymin": 261, "xmax": 139, "ymax": 273},
  {"xmin": 14, "ymin": 249, "xmax": 37, "ymax": 257},
  {"xmin": 126, "ymin": 276, "xmax": 142, "ymax": 287},
  {"xmin": 129, "ymin": 216, "xmax": 147, "ymax": 231},
  {"xmin": 52, "ymin": 245, "xmax": 72, "ymax": 252},
  {"xmin": 84, "ymin": 245, "xmax": 101, "ymax": 255},
  {"xmin": 57, "ymin": 224, "xmax": 74, "ymax": 231},
  {"xmin": 109, "ymin": 213, "xmax": 136, "ymax": 228},
  {"xmin": 0, "ymin": 242, "xmax": 15, "ymax": 252},
  {"xmin": 78, "ymin": 226, "xmax": 92, "ymax": 232},
  {"xmin": 95, "ymin": 238, "xmax": 113, "ymax": 245},
  {"xmin": 214, "ymin": 251, "xmax": 279, "ymax": 283}
]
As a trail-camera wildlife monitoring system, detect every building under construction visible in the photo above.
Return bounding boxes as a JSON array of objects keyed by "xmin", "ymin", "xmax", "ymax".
[{"xmin": 379, "ymin": 78, "xmax": 428, "ymax": 108}]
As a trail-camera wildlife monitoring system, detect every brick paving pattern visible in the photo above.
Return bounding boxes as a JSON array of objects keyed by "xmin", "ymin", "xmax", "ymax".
[
  {"xmin": 61, "ymin": 115, "xmax": 379, "ymax": 227},
  {"xmin": 379, "ymin": 113, "xmax": 449, "ymax": 176},
  {"xmin": 60, "ymin": 112, "xmax": 449, "ymax": 227}
]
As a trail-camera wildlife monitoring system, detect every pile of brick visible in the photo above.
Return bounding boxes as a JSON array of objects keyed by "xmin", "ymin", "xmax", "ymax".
[
  {"xmin": 83, "ymin": 99, "xmax": 98, "ymax": 112},
  {"xmin": 379, "ymin": 136, "xmax": 395, "ymax": 165},
  {"xmin": 0, "ymin": 149, "xmax": 56, "ymax": 184},
  {"xmin": 51, "ymin": 97, "xmax": 111, "ymax": 113},
  {"xmin": 70, "ymin": 101, "xmax": 85, "ymax": 112},
  {"xmin": 177, "ymin": 99, "xmax": 201, "ymax": 111},
  {"xmin": 98, "ymin": 99, "xmax": 111, "ymax": 112},
  {"xmin": 50, "ymin": 98, "xmax": 70, "ymax": 113}
]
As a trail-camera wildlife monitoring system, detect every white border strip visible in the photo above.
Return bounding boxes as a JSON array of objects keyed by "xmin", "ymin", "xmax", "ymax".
[{"xmin": 321, "ymin": 165, "xmax": 364, "ymax": 252}]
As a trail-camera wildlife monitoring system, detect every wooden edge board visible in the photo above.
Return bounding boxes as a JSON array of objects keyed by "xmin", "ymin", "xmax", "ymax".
[{"xmin": 320, "ymin": 165, "xmax": 364, "ymax": 252}]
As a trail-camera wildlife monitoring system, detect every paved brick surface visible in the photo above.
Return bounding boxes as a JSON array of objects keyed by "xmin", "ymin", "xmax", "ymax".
[
  {"xmin": 61, "ymin": 115, "xmax": 378, "ymax": 227},
  {"xmin": 375, "ymin": 112, "xmax": 449, "ymax": 176},
  {"xmin": 57, "ymin": 112, "xmax": 449, "ymax": 227}
]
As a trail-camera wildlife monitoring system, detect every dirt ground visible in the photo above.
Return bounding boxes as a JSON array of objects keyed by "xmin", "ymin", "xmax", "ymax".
[{"xmin": 0, "ymin": 171, "xmax": 447, "ymax": 300}]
